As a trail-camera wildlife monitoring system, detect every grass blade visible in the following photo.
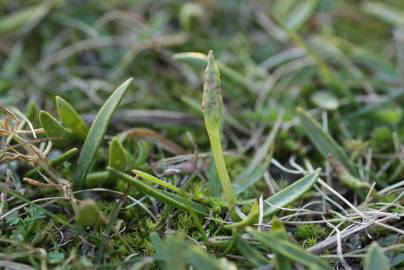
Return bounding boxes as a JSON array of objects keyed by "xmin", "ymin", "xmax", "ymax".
[
  {"xmin": 298, "ymin": 107, "xmax": 356, "ymax": 175},
  {"xmin": 74, "ymin": 78, "xmax": 132, "ymax": 189},
  {"xmin": 264, "ymin": 169, "xmax": 320, "ymax": 216},
  {"xmin": 132, "ymin": 169, "xmax": 191, "ymax": 197},
  {"xmin": 107, "ymin": 167, "xmax": 207, "ymax": 215},
  {"xmin": 247, "ymin": 228, "xmax": 333, "ymax": 270}
]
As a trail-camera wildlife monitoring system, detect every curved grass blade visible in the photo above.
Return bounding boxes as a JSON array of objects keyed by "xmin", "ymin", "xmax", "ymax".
[
  {"xmin": 56, "ymin": 96, "xmax": 89, "ymax": 140},
  {"xmin": 298, "ymin": 108, "xmax": 356, "ymax": 176},
  {"xmin": 39, "ymin": 110, "xmax": 74, "ymax": 147},
  {"xmin": 233, "ymin": 111, "xmax": 282, "ymax": 194},
  {"xmin": 132, "ymin": 169, "xmax": 191, "ymax": 198},
  {"xmin": 74, "ymin": 78, "xmax": 133, "ymax": 189},
  {"xmin": 233, "ymin": 155, "xmax": 272, "ymax": 195},
  {"xmin": 247, "ymin": 228, "xmax": 333, "ymax": 270},
  {"xmin": 264, "ymin": 169, "xmax": 320, "ymax": 216},
  {"xmin": 107, "ymin": 167, "xmax": 207, "ymax": 216}
]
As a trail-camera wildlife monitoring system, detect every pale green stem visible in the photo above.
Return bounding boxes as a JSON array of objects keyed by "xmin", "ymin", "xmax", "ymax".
[{"xmin": 205, "ymin": 121, "xmax": 235, "ymax": 210}]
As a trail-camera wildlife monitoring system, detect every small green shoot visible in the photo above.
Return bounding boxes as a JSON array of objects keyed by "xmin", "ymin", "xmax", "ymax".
[
  {"xmin": 201, "ymin": 50, "xmax": 235, "ymax": 211},
  {"xmin": 56, "ymin": 96, "xmax": 89, "ymax": 140}
]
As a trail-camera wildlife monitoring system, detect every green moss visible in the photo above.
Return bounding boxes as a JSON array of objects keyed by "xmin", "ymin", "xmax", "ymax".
[{"xmin": 295, "ymin": 224, "xmax": 328, "ymax": 248}]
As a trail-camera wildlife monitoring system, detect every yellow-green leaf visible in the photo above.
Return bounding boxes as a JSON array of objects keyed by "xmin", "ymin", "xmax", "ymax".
[
  {"xmin": 39, "ymin": 110, "xmax": 74, "ymax": 147},
  {"xmin": 56, "ymin": 96, "xmax": 89, "ymax": 140}
]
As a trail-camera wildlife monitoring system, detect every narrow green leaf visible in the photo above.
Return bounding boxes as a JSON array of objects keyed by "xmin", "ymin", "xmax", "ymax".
[
  {"xmin": 264, "ymin": 169, "xmax": 320, "ymax": 216},
  {"xmin": 298, "ymin": 108, "xmax": 356, "ymax": 175},
  {"xmin": 132, "ymin": 169, "xmax": 191, "ymax": 197},
  {"xmin": 74, "ymin": 78, "xmax": 132, "ymax": 189},
  {"xmin": 107, "ymin": 167, "xmax": 207, "ymax": 216},
  {"xmin": 247, "ymin": 228, "xmax": 333, "ymax": 270},
  {"xmin": 233, "ymin": 151, "xmax": 272, "ymax": 195},
  {"xmin": 56, "ymin": 96, "xmax": 89, "ymax": 140},
  {"xmin": 233, "ymin": 111, "xmax": 282, "ymax": 194},
  {"xmin": 39, "ymin": 110, "xmax": 74, "ymax": 147},
  {"xmin": 364, "ymin": 242, "xmax": 391, "ymax": 270}
]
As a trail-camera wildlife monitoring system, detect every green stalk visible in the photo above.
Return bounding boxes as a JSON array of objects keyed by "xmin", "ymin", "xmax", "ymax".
[
  {"xmin": 205, "ymin": 123, "xmax": 235, "ymax": 209},
  {"xmin": 202, "ymin": 50, "xmax": 235, "ymax": 210}
]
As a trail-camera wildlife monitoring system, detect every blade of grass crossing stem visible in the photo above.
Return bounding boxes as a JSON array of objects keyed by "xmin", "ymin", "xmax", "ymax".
[
  {"xmin": 364, "ymin": 242, "xmax": 391, "ymax": 270},
  {"xmin": 39, "ymin": 110, "xmax": 74, "ymax": 147},
  {"xmin": 298, "ymin": 108, "xmax": 357, "ymax": 176},
  {"xmin": 107, "ymin": 167, "xmax": 207, "ymax": 215},
  {"xmin": 56, "ymin": 96, "xmax": 89, "ymax": 140},
  {"xmin": 74, "ymin": 78, "xmax": 132, "ymax": 189},
  {"xmin": 247, "ymin": 228, "xmax": 333, "ymax": 270},
  {"xmin": 264, "ymin": 169, "xmax": 320, "ymax": 216}
]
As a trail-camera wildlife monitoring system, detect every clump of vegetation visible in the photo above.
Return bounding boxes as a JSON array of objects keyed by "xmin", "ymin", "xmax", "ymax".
[{"xmin": 1, "ymin": 0, "xmax": 403, "ymax": 269}]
